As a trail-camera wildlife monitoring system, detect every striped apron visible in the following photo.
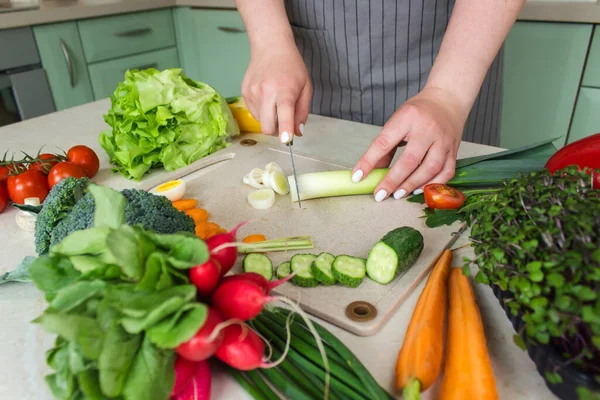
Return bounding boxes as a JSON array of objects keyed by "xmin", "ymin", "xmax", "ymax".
[{"xmin": 284, "ymin": 0, "xmax": 504, "ymax": 146}]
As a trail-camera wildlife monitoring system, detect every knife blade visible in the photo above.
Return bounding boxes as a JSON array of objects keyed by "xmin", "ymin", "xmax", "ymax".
[{"xmin": 286, "ymin": 140, "xmax": 302, "ymax": 208}]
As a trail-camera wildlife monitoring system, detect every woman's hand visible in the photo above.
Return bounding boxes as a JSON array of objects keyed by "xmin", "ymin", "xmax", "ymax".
[
  {"xmin": 352, "ymin": 86, "xmax": 468, "ymax": 202},
  {"xmin": 241, "ymin": 37, "xmax": 312, "ymax": 143}
]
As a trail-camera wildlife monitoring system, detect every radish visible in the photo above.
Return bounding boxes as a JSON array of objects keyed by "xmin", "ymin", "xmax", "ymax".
[
  {"xmin": 176, "ymin": 306, "xmax": 225, "ymax": 362},
  {"xmin": 171, "ymin": 359, "xmax": 211, "ymax": 400},
  {"xmin": 189, "ymin": 258, "xmax": 222, "ymax": 297},
  {"xmin": 204, "ymin": 221, "xmax": 249, "ymax": 276},
  {"xmin": 220, "ymin": 271, "xmax": 296, "ymax": 294},
  {"xmin": 171, "ymin": 356, "xmax": 198, "ymax": 398}
]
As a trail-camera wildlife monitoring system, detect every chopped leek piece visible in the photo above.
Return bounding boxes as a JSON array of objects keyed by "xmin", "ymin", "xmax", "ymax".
[
  {"xmin": 288, "ymin": 169, "xmax": 388, "ymax": 202},
  {"xmin": 248, "ymin": 189, "xmax": 275, "ymax": 209}
]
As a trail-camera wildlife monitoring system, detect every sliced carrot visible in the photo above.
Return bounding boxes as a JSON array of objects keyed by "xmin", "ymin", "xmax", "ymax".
[
  {"xmin": 395, "ymin": 249, "xmax": 453, "ymax": 399},
  {"xmin": 205, "ymin": 222, "xmax": 221, "ymax": 239},
  {"xmin": 186, "ymin": 208, "xmax": 209, "ymax": 223},
  {"xmin": 242, "ymin": 234, "xmax": 267, "ymax": 243},
  {"xmin": 440, "ymin": 268, "xmax": 498, "ymax": 400},
  {"xmin": 195, "ymin": 222, "xmax": 211, "ymax": 239},
  {"xmin": 172, "ymin": 198, "xmax": 198, "ymax": 211}
]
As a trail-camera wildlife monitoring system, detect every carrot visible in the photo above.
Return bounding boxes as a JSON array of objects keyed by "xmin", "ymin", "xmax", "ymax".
[
  {"xmin": 173, "ymin": 198, "xmax": 198, "ymax": 211},
  {"xmin": 186, "ymin": 208, "xmax": 209, "ymax": 223},
  {"xmin": 195, "ymin": 222, "xmax": 212, "ymax": 239},
  {"xmin": 242, "ymin": 234, "xmax": 267, "ymax": 243},
  {"xmin": 395, "ymin": 249, "xmax": 453, "ymax": 399},
  {"xmin": 440, "ymin": 268, "xmax": 498, "ymax": 400}
]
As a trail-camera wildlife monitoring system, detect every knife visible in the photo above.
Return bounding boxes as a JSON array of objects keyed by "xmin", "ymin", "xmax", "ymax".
[{"xmin": 286, "ymin": 139, "xmax": 302, "ymax": 208}]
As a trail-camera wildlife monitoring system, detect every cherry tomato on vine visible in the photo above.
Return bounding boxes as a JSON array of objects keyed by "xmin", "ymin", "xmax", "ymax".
[
  {"xmin": 67, "ymin": 145, "xmax": 99, "ymax": 178},
  {"xmin": 7, "ymin": 170, "xmax": 49, "ymax": 205},
  {"xmin": 48, "ymin": 162, "xmax": 87, "ymax": 188},
  {"xmin": 423, "ymin": 183, "xmax": 466, "ymax": 210},
  {"xmin": 0, "ymin": 184, "xmax": 7, "ymax": 213},
  {"xmin": 29, "ymin": 153, "xmax": 61, "ymax": 175}
]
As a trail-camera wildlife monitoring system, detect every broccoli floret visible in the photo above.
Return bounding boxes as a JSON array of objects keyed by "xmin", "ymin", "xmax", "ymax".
[
  {"xmin": 50, "ymin": 189, "xmax": 196, "ymax": 248},
  {"xmin": 34, "ymin": 177, "xmax": 91, "ymax": 255}
]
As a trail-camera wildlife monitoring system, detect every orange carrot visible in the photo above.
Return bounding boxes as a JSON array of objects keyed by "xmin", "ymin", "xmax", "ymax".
[
  {"xmin": 242, "ymin": 234, "xmax": 267, "ymax": 243},
  {"xmin": 195, "ymin": 222, "xmax": 211, "ymax": 239},
  {"xmin": 440, "ymin": 268, "xmax": 498, "ymax": 400},
  {"xmin": 172, "ymin": 198, "xmax": 198, "ymax": 211},
  {"xmin": 395, "ymin": 249, "xmax": 453, "ymax": 399},
  {"xmin": 186, "ymin": 208, "xmax": 209, "ymax": 223}
]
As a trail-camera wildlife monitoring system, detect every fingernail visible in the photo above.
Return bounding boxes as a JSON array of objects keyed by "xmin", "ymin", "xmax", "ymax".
[
  {"xmin": 299, "ymin": 123, "xmax": 305, "ymax": 135},
  {"xmin": 351, "ymin": 169, "xmax": 363, "ymax": 183},
  {"xmin": 413, "ymin": 188, "xmax": 424, "ymax": 195},
  {"xmin": 281, "ymin": 131, "xmax": 291, "ymax": 143},
  {"xmin": 375, "ymin": 190, "xmax": 387, "ymax": 202},
  {"xmin": 393, "ymin": 189, "xmax": 407, "ymax": 199}
]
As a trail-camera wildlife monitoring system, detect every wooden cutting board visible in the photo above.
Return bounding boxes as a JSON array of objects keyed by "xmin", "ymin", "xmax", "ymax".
[{"xmin": 143, "ymin": 135, "xmax": 465, "ymax": 337}]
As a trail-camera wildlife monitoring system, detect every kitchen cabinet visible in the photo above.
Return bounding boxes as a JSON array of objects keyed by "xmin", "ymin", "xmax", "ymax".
[
  {"xmin": 567, "ymin": 87, "xmax": 600, "ymax": 144},
  {"xmin": 89, "ymin": 47, "xmax": 180, "ymax": 99},
  {"xmin": 33, "ymin": 22, "xmax": 95, "ymax": 111},
  {"xmin": 500, "ymin": 22, "xmax": 593, "ymax": 149},
  {"xmin": 174, "ymin": 8, "xmax": 250, "ymax": 98}
]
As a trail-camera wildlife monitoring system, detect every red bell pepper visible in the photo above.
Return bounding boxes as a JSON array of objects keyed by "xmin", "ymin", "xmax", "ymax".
[{"xmin": 545, "ymin": 133, "xmax": 600, "ymax": 189}]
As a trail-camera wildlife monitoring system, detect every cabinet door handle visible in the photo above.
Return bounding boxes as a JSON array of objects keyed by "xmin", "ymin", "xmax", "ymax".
[
  {"xmin": 124, "ymin": 63, "xmax": 157, "ymax": 73},
  {"xmin": 217, "ymin": 26, "xmax": 246, "ymax": 33},
  {"xmin": 114, "ymin": 27, "xmax": 152, "ymax": 37},
  {"xmin": 59, "ymin": 39, "xmax": 75, "ymax": 88}
]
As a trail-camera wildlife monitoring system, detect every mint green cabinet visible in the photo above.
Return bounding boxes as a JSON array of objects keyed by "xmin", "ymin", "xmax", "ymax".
[
  {"xmin": 174, "ymin": 8, "xmax": 250, "ymax": 98},
  {"xmin": 33, "ymin": 22, "xmax": 94, "ymax": 110},
  {"xmin": 567, "ymin": 87, "xmax": 600, "ymax": 144},
  {"xmin": 582, "ymin": 27, "xmax": 600, "ymax": 88},
  {"xmin": 89, "ymin": 47, "xmax": 179, "ymax": 99},
  {"xmin": 500, "ymin": 22, "xmax": 593, "ymax": 149}
]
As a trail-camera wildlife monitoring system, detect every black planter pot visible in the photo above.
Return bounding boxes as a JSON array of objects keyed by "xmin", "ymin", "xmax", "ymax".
[{"xmin": 490, "ymin": 284, "xmax": 600, "ymax": 400}]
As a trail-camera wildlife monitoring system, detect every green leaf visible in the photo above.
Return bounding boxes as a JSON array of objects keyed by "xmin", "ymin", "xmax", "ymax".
[
  {"xmin": 571, "ymin": 285, "xmax": 597, "ymax": 301},
  {"xmin": 138, "ymin": 252, "xmax": 173, "ymax": 291},
  {"xmin": 592, "ymin": 336, "xmax": 600, "ymax": 350},
  {"xmin": 50, "ymin": 226, "xmax": 111, "ymax": 256},
  {"xmin": 78, "ymin": 369, "xmax": 104, "ymax": 400},
  {"xmin": 513, "ymin": 334, "xmax": 527, "ymax": 350},
  {"xmin": 462, "ymin": 264, "xmax": 472, "ymax": 277},
  {"xmin": 98, "ymin": 324, "xmax": 142, "ymax": 397},
  {"xmin": 546, "ymin": 273, "xmax": 565, "ymax": 288},
  {"xmin": 29, "ymin": 255, "xmax": 80, "ymax": 300},
  {"xmin": 46, "ymin": 370, "xmax": 77, "ymax": 400},
  {"xmin": 147, "ymin": 303, "xmax": 208, "ymax": 349},
  {"xmin": 122, "ymin": 336, "xmax": 175, "ymax": 400},
  {"xmin": 525, "ymin": 261, "xmax": 542, "ymax": 273},
  {"xmin": 106, "ymin": 226, "xmax": 149, "ymax": 281},
  {"xmin": 88, "ymin": 184, "xmax": 126, "ymax": 229},
  {"xmin": 166, "ymin": 237, "xmax": 209, "ymax": 269},
  {"xmin": 406, "ymin": 193, "xmax": 425, "ymax": 204},
  {"xmin": 474, "ymin": 270, "xmax": 489, "ymax": 284},
  {"xmin": 104, "ymin": 284, "xmax": 195, "ymax": 318},
  {"xmin": 34, "ymin": 312, "xmax": 104, "ymax": 360},
  {"xmin": 529, "ymin": 270, "xmax": 544, "ymax": 283},
  {"xmin": 582, "ymin": 306, "xmax": 600, "ymax": 325},
  {"xmin": 425, "ymin": 209, "xmax": 464, "ymax": 228},
  {"xmin": 68, "ymin": 341, "xmax": 89, "ymax": 374},
  {"xmin": 69, "ymin": 255, "xmax": 106, "ymax": 275},
  {"xmin": 50, "ymin": 280, "xmax": 106, "ymax": 313},
  {"xmin": 544, "ymin": 371, "xmax": 563, "ymax": 384},
  {"xmin": 122, "ymin": 297, "xmax": 187, "ymax": 334},
  {"xmin": 0, "ymin": 256, "xmax": 36, "ymax": 284},
  {"xmin": 491, "ymin": 248, "xmax": 504, "ymax": 261}
]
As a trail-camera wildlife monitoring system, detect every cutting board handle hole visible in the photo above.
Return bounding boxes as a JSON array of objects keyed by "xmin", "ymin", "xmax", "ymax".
[
  {"xmin": 240, "ymin": 139, "xmax": 257, "ymax": 146},
  {"xmin": 346, "ymin": 301, "xmax": 377, "ymax": 322}
]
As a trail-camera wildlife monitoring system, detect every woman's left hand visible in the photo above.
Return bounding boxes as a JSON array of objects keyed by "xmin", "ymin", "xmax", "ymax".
[{"xmin": 351, "ymin": 86, "xmax": 468, "ymax": 202}]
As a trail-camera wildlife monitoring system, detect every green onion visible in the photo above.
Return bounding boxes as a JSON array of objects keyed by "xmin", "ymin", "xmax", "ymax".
[
  {"xmin": 238, "ymin": 236, "xmax": 314, "ymax": 253},
  {"xmin": 225, "ymin": 365, "xmax": 275, "ymax": 400},
  {"xmin": 245, "ymin": 370, "xmax": 281, "ymax": 400}
]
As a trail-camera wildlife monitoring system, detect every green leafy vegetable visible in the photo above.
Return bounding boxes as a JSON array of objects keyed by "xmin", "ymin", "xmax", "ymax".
[
  {"xmin": 0, "ymin": 256, "xmax": 36, "ymax": 284},
  {"xmin": 99, "ymin": 68, "xmax": 240, "ymax": 180}
]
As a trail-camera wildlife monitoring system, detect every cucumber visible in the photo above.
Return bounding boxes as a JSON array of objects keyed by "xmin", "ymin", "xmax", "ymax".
[
  {"xmin": 290, "ymin": 254, "xmax": 318, "ymax": 287},
  {"xmin": 332, "ymin": 255, "xmax": 366, "ymax": 288},
  {"xmin": 311, "ymin": 252, "xmax": 337, "ymax": 285},
  {"xmin": 276, "ymin": 262, "xmax": 291, "ymax": 279},
  {"xmin": 366, "ymin": 226, "xmax": 424, "ymax": 285},
  {"xmin": 243, "ymin": 253, "xmax": 273, "ymax": 280}
]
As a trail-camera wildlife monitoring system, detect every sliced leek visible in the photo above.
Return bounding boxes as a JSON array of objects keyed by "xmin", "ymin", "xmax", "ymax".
[
  {"xmin": 288, "ymin": 169, "xmax": 388, "ymax": 202},
  {"xmin": 267, "ymin": 169, "xmax": 290, "ymax": 195},
  {"xmin": 248, "ymin": 188, "xmax": 276, "ymax": 209}
]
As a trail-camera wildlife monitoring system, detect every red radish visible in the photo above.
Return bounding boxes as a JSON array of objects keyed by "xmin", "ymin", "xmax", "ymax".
[
  {"xmin": 171, "ymin": 356, "xmax": 199, "ymax": 397},
  {"xmin": 189, "ymin": 258, "xmax": 222, "ymax": 297},
  {"xmin": 220, "ymin": 272, "xmax": 296, "ymax": 294},
  {"xmin": 172, "ymin": 359, "xmax": 211, "ymax": 400},
  {"xmin": 205, "ymin": 221, "xmax": 249, "ymax": 276},
  {"xmin": 214, "ymin": 324, "xmax": 270, "ymax": 371},
  {"xmin": 176, "ymin": 307, "xmax": 225, "ymax": 362}
]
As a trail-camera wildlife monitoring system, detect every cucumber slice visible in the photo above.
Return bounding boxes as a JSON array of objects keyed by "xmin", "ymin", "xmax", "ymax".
[
  {"xmin": 365, "ymin": 242, "xmax": 397, "ymax": 285},
  {"xmin": 276, "ymin": 262, "xmax": 291, "ymax": 279},
  {"xmin": 332, "ymin": 255, "xmax": 366, "ymax": 288},
  {"xmin": 311, "ymin": 252, "xmax": 336, "ymax": 285},
  {"xmin": 243, "ymin": 254, "xmax": 273, "ymax": 280},
  {"xmin": 290, "ymin": 254, "xmax": 318, "ymax": 287}
]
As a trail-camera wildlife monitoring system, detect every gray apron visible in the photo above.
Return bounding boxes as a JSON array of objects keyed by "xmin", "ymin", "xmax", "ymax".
[{"xmin": 284, "ymin": 0, "xmax": 503, "ymax": 146}]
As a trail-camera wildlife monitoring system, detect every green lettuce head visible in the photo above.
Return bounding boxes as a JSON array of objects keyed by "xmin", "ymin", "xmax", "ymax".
[{"xmin": 99, "ymin": 68, "xmax": 240, "ymax": 180}]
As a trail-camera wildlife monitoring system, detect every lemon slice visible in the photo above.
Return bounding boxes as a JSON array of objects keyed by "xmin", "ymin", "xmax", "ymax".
[
  {"xmin": 248, "ymin": 189, "xmax": 276, "ymax": 209},
  {"xmin": 267, "ymin": 168, "xmax": 290, "ymax": 195}
]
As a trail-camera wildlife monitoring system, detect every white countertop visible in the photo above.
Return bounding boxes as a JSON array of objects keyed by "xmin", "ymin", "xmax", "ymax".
[
  {"xmin": 1, "ymin": 0, "xmax": 600, "ymax": 30},
  {"xmin": 0, "ymin": 98, "xmax": 558, "ymax": 399}
]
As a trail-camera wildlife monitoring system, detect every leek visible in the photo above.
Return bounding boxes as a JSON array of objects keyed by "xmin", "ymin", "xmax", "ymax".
[
  {"xmin": 288, "ymin": 169, "xmax": 388, "ymax": 202},
  {"xmin": 238, "ymin": 236, "xmax": 314, "ymax": 253}
]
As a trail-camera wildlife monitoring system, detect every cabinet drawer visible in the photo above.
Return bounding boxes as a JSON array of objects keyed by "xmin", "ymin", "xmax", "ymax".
[
  {"xmin": 88, "ymin": 47, "xmax": 179, "ymax": 99},
  {"xmin": 582, "ymin": 27, "xmax": 600, "ymax": 88},
  {"xmin": 78, "ymin": 9, "xmax": 176, "ymax": 63},
  {"xmin": 568, "ymin": 87, "xmax": 600, "ymax": 144}
]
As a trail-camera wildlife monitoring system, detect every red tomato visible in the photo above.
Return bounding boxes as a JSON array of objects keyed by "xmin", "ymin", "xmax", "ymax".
[
  {"xmin": 67, "ymin": 145, "xmax": 99, "ymax": 178},
  {"xmin": 6, "ymin": 170, "xmax": 49, "ymax": 205},
  {"xmin": 0, "ymin": 166, "xmax": 9, "ymax": 184},
  {"xmin": 0, "ymin": 184, "xmax": 7, "ymax": 213},
  {"xmin": 48, "ymin": 162, "xmax": 87, "ymax": 188},
  {"xmin": 29, "ymin": 153, "xmax": 60, "ymax": 175},
  {"xmin": 423, "ymin": 183, "xmax": 466, "ymax": 210},
  {"xmin": 0, "ymin": 164, "xmax": 25, "ymax": 183}
]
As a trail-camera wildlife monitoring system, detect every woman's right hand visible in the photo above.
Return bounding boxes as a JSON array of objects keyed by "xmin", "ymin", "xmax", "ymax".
[{"xmin": 241, "ymin": 37, "xmax": 312, "ymax": 143}]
